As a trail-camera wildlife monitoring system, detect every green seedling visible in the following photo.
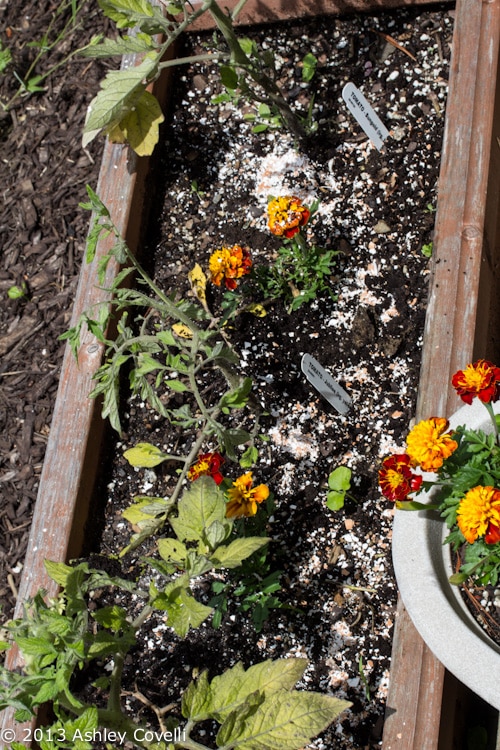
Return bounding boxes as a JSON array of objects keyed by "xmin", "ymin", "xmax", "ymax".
[
  {"xmin": 326, "ymin": 466, "xmax": 353, "ymax": 511},
  {"xmin": 358, "ymin": 654, "xmax": 371, "ymax": 701},
  {"xmin": 301, "ymin": 52, "xmax": 317, "ymax": 82},
  {"xmin": 0, "ymin": 41, "xmax": 12, "ymax": 73},
  {"xmin": 7, "ymin": 282, "xmax": 28, "ymax": 301}
]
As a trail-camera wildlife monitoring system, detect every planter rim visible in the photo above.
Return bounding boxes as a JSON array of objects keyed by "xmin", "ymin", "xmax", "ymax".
[{"xmin": 393, "ymin": 399, "xmax": 500, "ymax": 710}]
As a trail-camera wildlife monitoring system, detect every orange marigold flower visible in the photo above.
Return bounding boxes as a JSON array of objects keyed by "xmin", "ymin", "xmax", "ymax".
[
  {"xmin": 378, "ymin": 454, "xmax": 423, "ymax": 502},
  {"xmin": 187, "ymin": 452, "xmax": 224, "ymax": 485},
  {"xmin": 225, "ymin": 471, "xmax": 269, "ymax": 518},
  {"xmin": 267, "ymin": 196, "xmax": 310, "ymax": 238},
  {"xmin": 456, "ymin": 485, "xmax": 500, "ymax": 544},
  {"xmin": 451, "ymin": 359, "xmax": 500, "ymax": 405},
  {"xmin": 208, "ymin": 245, "xmax": 252, "ymax": 291},
  {"xmin": 406, "ymin": 417, "xmax": 458, "ymax": 472}
]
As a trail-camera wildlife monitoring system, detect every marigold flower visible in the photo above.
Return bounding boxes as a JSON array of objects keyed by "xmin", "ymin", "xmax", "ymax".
[
  {"xmin": 451, "ymin": 359, "xmax": 500, "ymax": 405},
  {"xmin": 226, "ymin": 471, "xmax": 269, "ymax": 518},
  {"xmin": 378, "ymin": 454, "xmax": 423, "ymax": 502},
  {"xmin": 486, "ymin": 521, "xmax": 500, "ymax": 545},
  {"xmin": 187, "ymin": 452, "xmax": 224, "ymax": 485},
  {"xmin": 456, "ymin": 485, "xmax": 500, "ymax": 544},
  {"xmin": 406, "ymin": 417, "xmax": 458, "ymax": 472},
  {"xmin": 208, "ymin": 245, "xmax": 252, "ymax": 291},
  {"xmin": 267, "ymin": 196, "xmax": 310, "ymax": 238}
]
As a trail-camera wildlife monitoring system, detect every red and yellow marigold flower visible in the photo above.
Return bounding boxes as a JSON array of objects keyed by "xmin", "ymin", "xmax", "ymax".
[
  {"xmin": 187, "ymin": 452, "xmax": 224, "ymax": 485},
  {"xmin": 267, "ymin": 196, "xmax": 310, "ymax": 238},
  {"xmin": 378, "ymin": 454, "xmax": 423, "ymax": 502},
  {"xmin": 225, "ymin": 471, "xmax": 269, "ymax": 518},
  {"xmin": 486, "ymin": 521, "xmax": 500, "ymax": 545},
  {"xmin": 208, "ymin": 245, "xmax": 252, "ymax": 290},
  {"xmin": 406, "ymin": 417, "xmax": 458, "ymax": 472},
  {"xmin": 456, "ymin": 485, "xmax": 500, "ymax": 544},
  {"xmin": 451, "ymin": 359, "xmax": 500, "ymax": 405}
]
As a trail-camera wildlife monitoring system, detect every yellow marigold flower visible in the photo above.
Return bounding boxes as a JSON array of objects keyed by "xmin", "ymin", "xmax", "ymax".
[
  {"xmin": 208, "ymin": 245, "xmax": 252, "ymax": 290},
  {"xmin": 457, "ymin": 485, "xmax": 500, "ymax": 544},
  {"xmin": 267, "ymin": 196, "xmax": 310, "ymax": 238},
  {"xmin": 226, "ymin": 471, "xmax": 269, "ymax": 518},
  {"xmin": 406, "ymin": 417, "xmax": 458, "ymax": 472}
]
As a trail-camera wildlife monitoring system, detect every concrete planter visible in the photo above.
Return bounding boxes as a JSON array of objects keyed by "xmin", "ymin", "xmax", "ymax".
[{"xmin": 392, "ymin": 400, "xmax": 500, "ymax": 711}]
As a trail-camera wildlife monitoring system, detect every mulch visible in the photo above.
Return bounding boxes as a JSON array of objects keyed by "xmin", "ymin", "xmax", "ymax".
[{"xmin": 0, "ymin": 0, "xmax": 105, "ymax": 618}]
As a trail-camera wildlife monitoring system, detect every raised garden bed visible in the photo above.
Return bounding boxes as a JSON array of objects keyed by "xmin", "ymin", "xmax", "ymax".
[
  {"xmin": 2, "ymin": 0, "xmax": 500, "ymax": 747},
  {"xmin": 383, "ymin": 0, "xmax": 500, "ymax": 744}
]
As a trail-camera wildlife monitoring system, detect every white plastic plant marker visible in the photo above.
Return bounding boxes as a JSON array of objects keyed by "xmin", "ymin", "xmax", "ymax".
[
  {"xmin": 342, "ymin": 82, "xmax": 389, "ymax": 151},
  {"xmin": 301, "ymin": 354, "xmax": 352, "ymax": 415}
]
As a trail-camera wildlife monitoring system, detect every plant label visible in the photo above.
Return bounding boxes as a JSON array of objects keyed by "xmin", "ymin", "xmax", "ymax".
[
  {"xmin": 342, "ymin": 82, "xmax": 389, "ymax": 151},
  {"xmin": 301, "ymin": 354, "xmax": 352, "ymax": 415}
]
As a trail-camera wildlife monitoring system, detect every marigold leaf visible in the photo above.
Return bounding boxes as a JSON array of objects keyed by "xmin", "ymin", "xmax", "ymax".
[
  {"xmin": 395, "ymin": 500, "xmax": 439, "ymax": 511},
  {"xmin": 448, "ymin": 571, "xmax": 469, "ymax": 585}
]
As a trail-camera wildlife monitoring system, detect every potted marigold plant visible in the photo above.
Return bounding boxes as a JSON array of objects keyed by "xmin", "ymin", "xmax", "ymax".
[{"xmin": 381, "ymin": 359, "xmax": 500, "ymax": 710}]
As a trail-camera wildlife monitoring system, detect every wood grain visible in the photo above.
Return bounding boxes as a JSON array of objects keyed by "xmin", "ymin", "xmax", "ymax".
[{"xmin": 383, "ymin": 1, "xmax": 500, "ymax": 747}]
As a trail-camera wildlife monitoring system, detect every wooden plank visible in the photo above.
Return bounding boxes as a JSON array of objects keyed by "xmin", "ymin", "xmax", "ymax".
[
  {"xmin": 382, "ymin": 0, "xmax": 500, "ymax": 747},
  {"xmin": 184, "ymin": 0, "xmax": 454, "ymax": 29},
  {"xmin": 416, "ymin": 0, "xmax": 500, "ymax": 419}
]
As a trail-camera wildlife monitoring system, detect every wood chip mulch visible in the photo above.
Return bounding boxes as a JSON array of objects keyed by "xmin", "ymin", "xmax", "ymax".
[{"xmin": 0, "ymin": 0, "xmax": 105, "ymax": 619}]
